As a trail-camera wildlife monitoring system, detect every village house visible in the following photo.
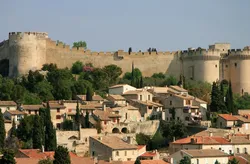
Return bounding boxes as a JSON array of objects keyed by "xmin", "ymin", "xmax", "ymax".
[
  {"xmin": 122, "ymin": 89, "xmax": 153, "ymax": 102},
  {"xmin": 170, "ymin": 149, "xmax": 229, "ymax": 164},
  {"xmin": 47, "ymin": 101, "xmax": 66, "ymax": 129},
  {"xmin": 76, "ymin": 93, "xmax": 104, "ymax": 104},
  {"xmin": 217, "ymin": 114, "xmax": 239, "ymax": 129},
  {"xmin": 3, "ymin": 110, "xmax": 26, "ymax": 124},
  {"xmin": 129, "ymin": 99, "xmax": 163, "ymax": 120},
  {"xmin": 106, "ymin": 94, "xmax": 127, "ymax": 107},
  {"xmin": 21, "ymin": 104, "xmax": 44, "ymax": 115},
  {"xmin": 112, "ymin": 105, "xmax": 141, "ymax": 123},
  {"xmin": 109, "ymin": 84, "xmax": 136, "ymax": 95},
  {"xmin": 169, "ymin": 134, "xmax": 250, "ymax": 155},
  {"xmin": 89, "ymin": 136, "xmax": 139, "ymax": 161},
  {"xmin": 0, "ymin": 101, "xmax": 17, "ymax": 113}
]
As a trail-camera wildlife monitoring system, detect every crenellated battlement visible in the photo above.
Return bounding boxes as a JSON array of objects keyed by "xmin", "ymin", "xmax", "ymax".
[
  {"xmin": 181, "ymin": 48, "xmax": 221, "ymax": 61},
  {"xmin": 228, "ymin": 48, "xmax": 250, "ymax": 59}
]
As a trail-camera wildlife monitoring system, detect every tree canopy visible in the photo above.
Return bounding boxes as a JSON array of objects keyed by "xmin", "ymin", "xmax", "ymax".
[{"xmin": 73, "ymin": 41, "xmax": 87, "ymax": 49}]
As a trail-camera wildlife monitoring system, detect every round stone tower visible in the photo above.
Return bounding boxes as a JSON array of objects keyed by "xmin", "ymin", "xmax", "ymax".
[
  {"xmin": 8, "ymin": 32, "xmax": 48, "ymax": 77},
  {"xmin": 228, "ymin": 47, "xmax": 250, "ymax": 94},
  {"xmin": 181, "ymin": 48, "xmax": 221, "ymax": 83}
]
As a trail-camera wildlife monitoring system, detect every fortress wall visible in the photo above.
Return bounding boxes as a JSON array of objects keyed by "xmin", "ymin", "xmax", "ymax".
[
  {"xmin": 220, "ymin": 59, "xmax": 230, "ymax": 81},
  {"xmin": 0, "ymin": 40, "xmax": 9, "ymax": 61},
  {"xmin": 229, "ymin": 50, "xmax": 250, "ymax": 94},
  {"xmin": 8, "ymin": 32, "xmax": 47, "ymax": 76},
  {"xmin": 46, "ymin": 45, "xmax": 182, "ymax": 77}
]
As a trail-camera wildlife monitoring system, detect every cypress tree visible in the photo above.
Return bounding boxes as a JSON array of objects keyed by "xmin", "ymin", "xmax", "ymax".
[
  {"xmin": 86, "ymin": 87, "xmax": 93, "ymax": 101},
  {"xmin": 134, "ymin": 158, "xmax": 141, "ymax": 164},
  {"xmin": 0, "ymin": 109, "xmax": 6, "ymax": 150},
  {"xmin": 210, "ymin": 82, "xmax": 227, "ymax": 113},
  {"xmin": 131, "ymin": 62, "xmax": 135, "ymax": 87},
  {"xmin": 226, "ymin": 81, "xmax": 237, "ymax": 114},
  {"xmin": 75, "ymin": 101, "xmax": 80, "ymax": 130},
  {"xmin": 0, "ymin": 148, "xmax": 16, "ymax": 164},
  {"xmin": 53, "ymin": 146, "xmax": 71, "ymax": 164},
  {"xmin": 140, "ymin": 76, "xmax": 143, "ymax": 88},
  {"xmin": 10, "ymin": 119, "xmax": 17, "ymax": 137},
  {"xmin": 44, "ymin": 108, "xmax": 57, "ymax": 151},
  {"xmin": 39, "ymin": 108, "xmax": 46, "ymax": 147},
  {"xmin": 85, "ymin": 111, "xmax": 90, "ymax": 128},
  {"xmin": 32, "ymin": 115, "xmax": 43, "ymax": 149}
]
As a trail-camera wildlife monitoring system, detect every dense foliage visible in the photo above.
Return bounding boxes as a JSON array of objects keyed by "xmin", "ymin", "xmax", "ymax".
[
  {"xmin": 53, "ymin": 146, "xmax": 71, "ymax": 164},
  {"xmin": 0, "ymin": 148, "xmax": 16, "ymax": 164},
  {"xmin": 160, "ymin": 120, "xmax": 187, "ymax": 141},
  {"xmin": 0, "ymin": 109, "xmax": 5, "ymax": 150},
  {"xmin": 179, "ymin": 156, "xmax": 191, "ymax": 164}
]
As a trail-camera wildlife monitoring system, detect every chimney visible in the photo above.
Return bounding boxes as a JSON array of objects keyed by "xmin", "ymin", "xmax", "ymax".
[
  {"xmin": 41, "ymin": 145, "xmax": 44, "ymax": 153},
  {"xmin": 190, "ymin": 138, "xmax": 196, "ymax": 144},
  {"xmin": 173, "ymin": 136, "xmax": 176, "ymax": 142},
  {"xmin": 103, "ymin": 104, "xmax": 106, "ymax": 111},
  {"xmin": 94, "ymin": 157, "xmax": 98, "ymax": 164}
]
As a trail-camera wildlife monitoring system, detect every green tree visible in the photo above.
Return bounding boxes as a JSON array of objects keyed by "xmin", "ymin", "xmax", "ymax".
[
  {"xmin": 86, "ymin": 87, "xmax": 93, "ymax": 101},
  {"xmin": 103, "ymin": 64, "xmax": 122, "ymax": 85},
  {"xmin": 10, "ymin": 119, "xmax": 17, "ymax": 137},
  {"xmin": 0, "ymin": 149, "xmax": 16, "ymax": 164},
  {"xmin": 136, "ymin": 133, "xmax": 151, "ymax": 148},
  {"xmin": 151, "ymin": 72, "xmax": 165, "ymax": 79},
  {"xmin": 38, "ymin": 158, "xmax": 53, "ymax": 164},
  {"xmin": 39, "ymin": 108, "xmax": 46, "ymax": 147},
  {"xmin": 34, "ymin": 81, "xmax": 54, "ymax": 102},
  {"xmin": 161, "ymin": 120, "xmax": 187, "ymax": 141},
  {"xmin": 0, "ymin": 77, "xmax": 15, "ymax": 100},
  {"xmin": 75, "ymin": 101, "xmax": 80, "ymax": 130},
  {"xmin": 234, "ymin": 94, "xmax": 250, "ymax": 109},
  {"xmin": 226, "ymin": 81, "xmax": 237, "ymax": 114},
  {"xmin": 210, "ymin": 82, "xmax": 227, "ymax": 113},
  {"xmin": 228, "ymin": 158, "xmax": 239, "ymax": 164},
  {"xmin": 71, "ymin": 61, "xmax": 83, "ymax": 74},
  {"xmin": 179, "ymin": 156, "xmax": 191, "ymax": 164},
  {"xmin": 85, "ymin": 111, "xmax": 90, "ymax": 128},
  {"xmin": 0, "ymin": 109, "xmax": 5, "ymax": 150},
  {"xmin": 73, "ymin": 41, "xmax": 87, "ymax": 49},
  {"xmin": 17, "ymin": 115, "xmax": 34, "ymax": 148},
  {"xmin": 214, "ymin": 160, "xmax": 220, "ymax": 164},
  {"xmin": 62, "ymin": 119, "xmax": 73, "ymax": 130},
  {"xmin": 11, "ymin": 84, "xmax": 26, "ymax": 103},
  {"xmin": 22, "ymin": 91, "xmax": 42, "ymax": 105},
  {"xmin": 43, "ymin": 108, "xmax": 57, "ymax": 151},
  {"xmin": 139, "ymin": 76, "xmax": 143, "ymax": 88},
  {"xmin": 128, "ymin": 47, "xmax": 132, "ymax": 55},
  {"xmin": 161, "ymin": 75, "xmax": 178, "ymax": 86},
  {"xmin": 134, "ymin": 158, "xmax": 141, "ymax": 164},
  {"xmin": 42, "ymin": 63, "xmax": 58, "ymax": 72},
  {"xmin": 32, "ymin": 115, "xmax": 43, "ymax": 149},
  {"xmin": 53, "ymin": 146, "xmax": 71, "ymax": 164}
]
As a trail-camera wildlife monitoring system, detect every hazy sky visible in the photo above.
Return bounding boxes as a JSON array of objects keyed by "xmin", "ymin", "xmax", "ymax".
[{"xmin": 1, "ymin": 0, "xmax": 250, "ymax": 51}]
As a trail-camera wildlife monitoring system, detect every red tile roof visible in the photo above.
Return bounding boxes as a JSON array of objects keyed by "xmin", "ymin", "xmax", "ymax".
[
  {"xmin": 229, "ymin": 156, "xmax": 249, "ymax": 164},
  {"xmin": 123, "ymin": 160, "xmax": 168, "ymax": 164},
  {"xmin": 172, "ymin": 136, "xmax": 230, "ymax": 145},
  {"xmin": 219, "ymin": 114, "xmax": 239, "ymax": 121},
  {"xmin": 140, "ymin": 152, "xmax": 157, "ymax": 157}
]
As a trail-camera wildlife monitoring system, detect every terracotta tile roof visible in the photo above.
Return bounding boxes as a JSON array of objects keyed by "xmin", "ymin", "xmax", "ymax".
[
  {"xmin": 80, "ymin": 104, "xmax": 102, "ymax": 110},
  {"xmin": 0, "ymin": 101, "xmax": 16, "ymax": 106},
  {"xmin": 109, "ymin": 84, "xmax": 131, "ymax": 89},
  {"xmin": 112, "ymin": 105, "xmax": 138, "ymax": 111},
  {"xmin": 107, "ymin": 94, "xmax": 126, "ymax": 101},
  {"xmin": 93, "ymin": 109, "xmax": 121, "ymax": 121},
  {"xmin": 122, "ymin": 160, "xmax": 168, "ymax": 164},
  {"xmin": 193, "ymin": 97, "xmax": 207, "ymax": 104},
  {"xmin": 219, "ymin": 114, "xmax": 239, "ymax": 121},
  {"xmin": 169, "ymin": 85, "xmax": 187, "ymax": 92},
  {"xmin": 91, "ymin": 136, "xmax": 138, "ymax": 150},
  {"xmin": 6, "ymin": 110, "xmax": 26, "ymax": 115},
  {"xmin": 149, "ymin": 87, "xmax": 169, "ymax": 94},
  {"xmin": 48, "ymin": 102, "xmax": 66, "ymax": 109},
  {"xmin": 22, "ymin": 105, "xmax": 44, "ymax": 111},
  {"xmin": 229, "ymin": 156, "xmax": 249, "ymax": 164},
  {"xmin": 174, "ymin": 94, "xmax": 194, "ymax": 100},
  {"xmin": 140, "ymin": 151, "xmax": 157, "ymax": 157},
  {"xmin": 181, "ymin": 149, "xmax": 229, "ymax": 158},
  {"xmin": 77, "ymin": 94, "xmax": 104, "ymax": 101},
  {"xmin": 130, "ymin": 99, "xmax": 163, "ymax": 107},
  {"xmin": 234, "ymin": 115, "xmax": 250, "ymax": 123},
  {"xmin": 18, "ymin": 149, "xmax": 77, "ymax": 159},
  {"xmin": 172, "ymin": 136, "xmax": 230, "ymax": 145}
]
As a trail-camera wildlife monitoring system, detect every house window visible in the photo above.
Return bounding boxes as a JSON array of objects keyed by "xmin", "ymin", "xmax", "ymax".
[
  {"xmin": 170, "ymin": 101, "xmax": 172, "ymax": 105},
  {"xmin": 104, "ymin": 121, "xmax": 107, "ymax": 125},
  {"xmin": 237, "ymin": 148, "xmax": 240, "ymax": 153},
  {"xmin": 68, "ymin": 109, "xmax": 72, "ymax": 112},
  {"xmin": 125, "ymin": 151, "xmax": 127, "ymax": 156},
  {"xmin": 57, "ymin": 108, "xmax": 60, "ymax": 113},
  {"xmin": 229, "ymin": 150, "xmax": 232, "ymax": 154},
  {"xmin": 226, "ymin": 65, "xmax": 228, "ymax": 68},
  {"xmin": 140, "ymin": 95, "xmax": 142, "ymax": 100},
  {"xmin": 197, "ymin": 159, "xmax": 199, "ymax": 164},
  {"xmin": 28, "ymin": 111, "xmax": 31, "ymax": 114},
  {"xmin": 116, "ymin": 151, "xmax": 119, "ymax": 156},
  {"xmin": 35, "ymin": 111, "xmax": 37, "ymax": 115},
  {"xmin": 219, "ymin": 148, "xmax": 221, "ymax": 150},
  {"xmin": 177, "ymin": 117, "xmax": 180, "ymax": 120},
  {"xmin": 148, "ymin": 95, "xmax": 150, "ymax": 100},
  {"xmin": 244, "ymin": 147, "xmax": 247, "ymax": 154},
  {"xmin": 235, "ymin": 63, "xmax": 237, "ymax": 67},
  {"xmin": 56, "ymin": 123, "xmax": 60, "ymax": 129},
  {"xmin": 56, "ymin": 115, "xmax": 61, "ymax": 119},
  {"xmin": 186, "ymin": 100, "xmax": 190, "ymax": 105},
  {"xmin": 113, "ymin": 118, "xmax": 116, "ymax": 123}
]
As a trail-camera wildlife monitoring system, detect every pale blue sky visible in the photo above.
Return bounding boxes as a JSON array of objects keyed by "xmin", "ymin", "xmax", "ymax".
[{"xmin": 1, "ymin": 0, "xmax": 250, "ymax": 51}]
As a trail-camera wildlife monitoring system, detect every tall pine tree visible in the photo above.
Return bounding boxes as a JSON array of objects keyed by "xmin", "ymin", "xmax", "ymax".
[
  {"xmin": 210, "ymin": 82, "xmax": 227, "ymax": 113},
  {"xmin": 0, "ymin": 109, "xmax": 6, "ymax": 150},
  {"xmin": 86, "ymin": 87, "xmax": 93, "ymax": 101},
  {"xmin": 54, "ymin": 146, "xmax": 71, "ymax": 164},
  {"xmin": 10, "ymin": 119, "xmax": 17, "ymax": 137},
  {"xmin": 32, "ymin": 115, "xmax": 43, "ymax": 149},
  {"xmin": 226, "ymin": 81, "xmax": 237, "ymax": 114},
  {"xmin": 85, "ymin": 111, "xmax": 90, "ymax": 128},
  {"xmin": 39, "ymin": 108, "xmax": 46, "ymax": 147},
  {"xmin": 131, "ymin": 62, "xmax": 135, "ymax": 87},
  {"xmin": 44, "ymin": 107, "xmax": 57, "ymax": 151},
  {"xmin": 75, "ymin": 101, "xmax": 80, "ymax": 130}
]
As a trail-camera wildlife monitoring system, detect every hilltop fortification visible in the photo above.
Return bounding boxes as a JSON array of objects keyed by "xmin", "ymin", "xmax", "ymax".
[{"xmin": 0, "ymin": 32, "xmax": 250, "ymax": 94}]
